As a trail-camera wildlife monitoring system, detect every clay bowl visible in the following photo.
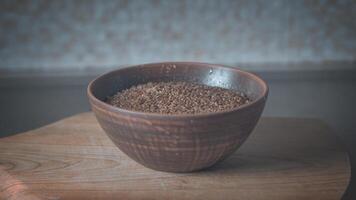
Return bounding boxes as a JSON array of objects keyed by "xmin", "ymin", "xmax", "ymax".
[{"xmin": 87, "ymin": 62, "xmax": 268, "ymax": 172}]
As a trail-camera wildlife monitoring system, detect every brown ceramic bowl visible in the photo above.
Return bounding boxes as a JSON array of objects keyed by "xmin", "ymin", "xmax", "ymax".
[{"xmin": 87, "ymin": 62, "xmax": 268, "ymax": 172}]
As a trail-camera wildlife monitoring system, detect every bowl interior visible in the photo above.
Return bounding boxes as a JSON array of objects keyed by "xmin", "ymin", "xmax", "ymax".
[{"xmin": 89, "ymin": 62, "xmax": 267, "ymax": 106}]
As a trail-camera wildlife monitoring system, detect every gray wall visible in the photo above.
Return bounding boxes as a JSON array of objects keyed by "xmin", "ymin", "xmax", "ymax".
[{"xmin": 0, "ymin": 0, "xmax": 355, "ymax": 71}]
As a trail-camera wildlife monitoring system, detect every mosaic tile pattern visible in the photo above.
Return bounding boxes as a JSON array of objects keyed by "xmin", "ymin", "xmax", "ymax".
[{"xmin": 0, "ymin": 0, "xmax": 355, "ymax": 70}]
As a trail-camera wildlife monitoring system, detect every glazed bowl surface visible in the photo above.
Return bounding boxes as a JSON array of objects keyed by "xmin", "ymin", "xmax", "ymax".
[{"xmin": 87, "ymin": 62, "xmax": 268, "ymax": 172}]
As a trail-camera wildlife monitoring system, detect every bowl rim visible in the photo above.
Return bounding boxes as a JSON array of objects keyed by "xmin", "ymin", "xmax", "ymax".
[{"xmin": 87, "ymin": 61, "xmax": 269, "ymax": 119}]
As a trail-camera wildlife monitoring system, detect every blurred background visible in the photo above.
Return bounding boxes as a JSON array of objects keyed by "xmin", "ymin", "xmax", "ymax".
[{"xmin": 0, "ymin": 0, "xmax": 355, "ymax": 197}]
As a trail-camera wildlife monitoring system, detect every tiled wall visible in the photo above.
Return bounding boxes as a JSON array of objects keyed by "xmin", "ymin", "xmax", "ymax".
[{"xmin": 0, "ymin": 0, "xmax": 355, "ymax": 71}]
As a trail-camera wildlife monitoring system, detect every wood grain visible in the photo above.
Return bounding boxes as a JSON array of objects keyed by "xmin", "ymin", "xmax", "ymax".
[{"xmin": 0, "ymin": 112, "xmax": 350, "ymax": 200}]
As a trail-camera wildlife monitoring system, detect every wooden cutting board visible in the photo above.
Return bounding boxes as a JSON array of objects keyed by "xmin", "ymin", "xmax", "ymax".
[{"xmin": 0, "ymin": 112, "xmax": 350, "ymax": 200}]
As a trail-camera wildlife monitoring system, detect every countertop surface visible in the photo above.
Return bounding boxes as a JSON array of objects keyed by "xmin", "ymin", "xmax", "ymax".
[{"xmin": 0, "ymin": 69, "xmax": 355, "ymax": 198}]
